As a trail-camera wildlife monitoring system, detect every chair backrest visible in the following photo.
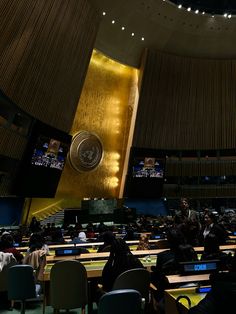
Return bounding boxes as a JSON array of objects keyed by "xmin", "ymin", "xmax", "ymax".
[
  {"xmin": 0, "ymin": 257, "xmax": 17, "ymax": 292},
  {"xmin": 50, "ymin": 260, "xmax": 88, "ymax": 310},
  {"xmin": 7, "ymin": 265, "xmax": 36, "ymax": 300},
  {"xmin": 112, "ymin": 268, "xmax": 150, "ymax": 303},
  {"xmin": 98, "ymin": 289, "xmax": 143, "ymax": 314}
]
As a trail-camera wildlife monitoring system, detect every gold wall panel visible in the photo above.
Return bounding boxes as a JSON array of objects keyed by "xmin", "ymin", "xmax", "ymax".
[
  {"xmin": 28, "ymin": 50, "xmax": 138, "ymax": 221},
  {"xmin": 57, "ymin": 50, "xmax": 138, "ymax": 198}
]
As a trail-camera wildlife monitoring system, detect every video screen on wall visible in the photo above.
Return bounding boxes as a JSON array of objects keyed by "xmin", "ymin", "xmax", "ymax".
[
  {"xmin": 11, "ymin": 120, "xmax": 72, "ymax": 198},
  {"xmin": 132, "ymin": 157, "xmax": 164, "ymax": 178},
  {"xmin": 124, "ymin": 147, "xmax": 165, "ymax": 198}
]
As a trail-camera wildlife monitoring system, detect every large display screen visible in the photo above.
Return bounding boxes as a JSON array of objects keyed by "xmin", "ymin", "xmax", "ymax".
[
  {"xmin": 132, "ymin": 157, "xmax": 164, "ymax": 178},
  {"xmin": 124, "ymin": 147, "xmax": 165, "ymax": 198},
  {"xmin": 31, "ymin": 135, "xmax": 68, "ymax": 171},
  {"xmin": 11, "ymin": 120, "xmax": 72, "ymax": 198}
]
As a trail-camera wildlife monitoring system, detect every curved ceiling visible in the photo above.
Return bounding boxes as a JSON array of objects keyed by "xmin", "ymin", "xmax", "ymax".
[{"xmin": 90, "ymin": 0, "xmax": 236, "ymax": 67}]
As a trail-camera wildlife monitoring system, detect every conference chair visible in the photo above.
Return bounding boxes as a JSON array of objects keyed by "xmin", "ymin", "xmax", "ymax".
[
  {"xmin": 50, "ymin": 260, "xmax": 88, "ymax": 314},
  {"xmin": 98, "ymin": 289, "xmax": 143, "ymax": 314},
  {"xmin": 0, "ymin": 257, "xmax": 17, "ymax": 293},
  {"xmin": 112, "ymin": 268, "xmax": 150, "ymax": 310},
  {"xmin": 7, "ymin": 265, "xmax": 37, "ymax": 314}
]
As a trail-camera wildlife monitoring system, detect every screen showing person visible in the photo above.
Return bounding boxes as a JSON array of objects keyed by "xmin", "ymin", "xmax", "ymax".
[{"xmin": 132, "ymin": 157, "xmax": 164, "ymax": 178}]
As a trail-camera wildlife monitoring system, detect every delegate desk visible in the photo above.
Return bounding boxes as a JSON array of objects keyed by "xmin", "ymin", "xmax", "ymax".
[
  {"xmin": 45, "ymin": 244, "xmax": 236, "ymax": 263},
  {"xmin": 166, "ymin": 273, "xmax": 210, "ymax": 285},
  {"xmin": 45, "ymin": 249, "xmax": 167, "ymax": 263},
  {"xmin": 16, "ymin": 239, "xmax": 160, "ymax": 252},
  {"xmin": 165, "ymin": 286, "xmax": 209, "ymax": 314}
]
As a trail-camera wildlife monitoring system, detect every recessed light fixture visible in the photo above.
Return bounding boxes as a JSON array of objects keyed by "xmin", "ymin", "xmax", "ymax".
[
  {"xmin": 195, "ymin": 10, "xmax": 199, "ymax": 14},
  {"xmin": 112, "ymin": 20, "xmax": 115, "ymax": 24},
  {"xmin": 121, "ymin": 26, "xmax": 125, "ymax": 30},
  {"xmin": 178, "ymin": 4, "xmax": 182, "ymax": 9},
  {"xmin": 102, "ymin": 12, "xmax": 106, "ymax": 16},
  {"xmin": 141, "ymin": 37, "xmax": 145, "ymax": 41},
  {"xmin": 187, "ymin": 7, "xmax": 191, "ymax": 12},
  {"xmin": 228, "ymin": 14, "xmax": 232, "ymax": 18},
  {"xmin": 131, "ymin": 33, "xmax": 135, "ymax": 36},
  {"xmin": 224, "ymin": 13, "xmax": 228, "ymax": 17},
  {"xmin": 202, "ymin": 11, "xmax": 205, "ymax": 15}
]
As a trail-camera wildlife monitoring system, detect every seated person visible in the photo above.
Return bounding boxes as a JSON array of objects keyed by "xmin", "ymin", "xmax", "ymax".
[
  {"xmin": 70, "ymin": 231, "xmax": 87, "ymax": 244},
  {"xmin": 23, "ymin": 233, "xmax": 48, "ymax": 283},
  {"xmin": 28, "ymin": 232, "xmax": 49, "ymax": 255},
  {"xmin": 101, "ymin": 238, "xmax": 144, "ymax": 292},
  {"xmin": 189, "ymin": 252, "xmax": 236, "ymax": 314},
  {"xmin": 86, "ymin": 226, "xmax": 96, "ymax": 239},
  {"xmin": 0, "ymin": 252, "xmax": 17, "ymax": 309},
  {"xmin": 97, "ymin": 231, "xmax": 116, "ymax": 252},
  {"xmin": 152, "ymin": 228, "xmax": 198, "ymax": 275},
  {"xmin": 137, "ymin": 233, "xmax": 150, "ymax": 250},
  {"xmin": 0, "ymin": 233, "xmax": 23, "ymax": 263},
  {"xmin": 151, "ymin": 228, "xmax": 198, "ymax": 312},
  {"xmin": 201, "ymin": 233, "xmax": 231, "ymax": 270}
]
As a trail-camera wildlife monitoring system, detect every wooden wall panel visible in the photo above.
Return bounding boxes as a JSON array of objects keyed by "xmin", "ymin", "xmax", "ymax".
[
  {"xmin": 133, "ymin": 50, "xmax": 236, "ymax": 150},
  {"xmin": 0, "ymin": 0, "xmax": 99, "ymax": 132},
  {"xmin": 0, "ymin": 0, "xmax": 99, "ymax": 196}
]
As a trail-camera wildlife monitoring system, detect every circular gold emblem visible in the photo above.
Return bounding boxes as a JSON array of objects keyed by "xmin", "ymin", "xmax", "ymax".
[{"xmin": 69, "ymin": 131, "xmax": 103, "ymax": 172}]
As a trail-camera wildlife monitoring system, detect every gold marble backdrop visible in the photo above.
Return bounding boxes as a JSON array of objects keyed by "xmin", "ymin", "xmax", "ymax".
[{"xmin": 27, "ymin": 50, "xmax": 138, "ymax": 222}]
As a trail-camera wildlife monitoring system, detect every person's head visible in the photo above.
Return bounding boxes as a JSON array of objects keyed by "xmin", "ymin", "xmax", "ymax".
[
  {"xmin": 109, "ymin": 238, "xmax": 131, "ymax": 259},
  {"xmin": 102, "ymin": 231, "xmax": 116, "ymax": 245},
  {"xmin": 180, "ymin": 198, "xmax": 190, "ymax": 211},
  {"xmin": 29, "ymin": 232, "xmax": 45, "ymax": 251},
  {"xmin": 0, "ymin": 234, "xmax": 14, "ymax": 249},
  {"xmin": 166, "ymin": 227, "xmax": 186, "ymax": 250},
  {"xmin": 204, "ymin": 211, "xmax": 216, "ymax": 226},
  {"xmin": 78, "ymin": 231, "xmax": 86, "ymax": 241}
]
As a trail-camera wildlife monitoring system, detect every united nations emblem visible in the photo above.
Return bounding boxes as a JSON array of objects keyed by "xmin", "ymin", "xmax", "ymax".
[{"xmin": 69, "ymin": 131, "xmax": 103, "ymax": 172}]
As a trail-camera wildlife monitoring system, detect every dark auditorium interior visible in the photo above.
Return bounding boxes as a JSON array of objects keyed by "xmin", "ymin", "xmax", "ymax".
[{"xmin": 1, "ymin": 1, "xmax": 236, "ymax": 314}]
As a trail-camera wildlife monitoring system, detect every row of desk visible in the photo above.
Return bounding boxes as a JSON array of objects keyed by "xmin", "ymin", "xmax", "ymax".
[
  {"xmin": 44, "ymin": 244, "xmax": 236, "ymax": 263},
  {"xmin": 40, "ymin": 244, "xmax": 236, "ymax": 314}
]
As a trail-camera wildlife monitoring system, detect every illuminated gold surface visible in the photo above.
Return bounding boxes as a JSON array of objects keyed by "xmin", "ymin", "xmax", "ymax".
[
  {"xmin": 26, "ymin": 50, "xmax": 138, "ymax": 221},
  {"xmin": 57, "ymin": 50, "xmax": 138, "ymax": 198}
]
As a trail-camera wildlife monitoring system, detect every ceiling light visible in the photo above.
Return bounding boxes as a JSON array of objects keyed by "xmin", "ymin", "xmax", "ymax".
[
  {"xmin": 228, "ymin": 14, "xmax": 232, "ymax": 18},
  {"xmin": 131, "ymin": 33, "xmax": 135, "ymax": 36},
  {"xmin": 121, "ymin": 26, "xmax": 125, "ymax": 30},
  {"xmin": 141, "ymin": 37, "xmax": 145, "ymax": 41},
  {"xmin": 178, "ymin": 4, "xmax": 182, "ymax": 9},
  {"xmin": 112, "ymin": 20, "xmax": 115, "ymax": 24},
  {"xmin": 187, "ymin": 7, "xmax": 191, "ymax": 12},
  {"xmin": 224, "ymin": 13, "xmax": 228, "ymax": 18},
  {"xmin": 102, "ymin": 12, "xmax": 106, "ymax": 16},
  {"xmin": 211, "ymin": 15, "xmax": 214, "ymax": 18},
  {"xmin": 202, "ymin": 11, "xmax": 205, "ymax": 15},
  {"xmin": 195, "ymin": 10, "xmax": 199, "ymax": 14}
]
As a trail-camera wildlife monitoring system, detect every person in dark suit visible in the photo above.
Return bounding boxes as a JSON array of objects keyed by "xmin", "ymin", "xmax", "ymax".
[
  {"xmin": 174, "ymin": 197, "xmax": 201, "ymax": 246},
  {"xmin": 199, "ymin": 210, "xmax": 228, "ymax": 245}
]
